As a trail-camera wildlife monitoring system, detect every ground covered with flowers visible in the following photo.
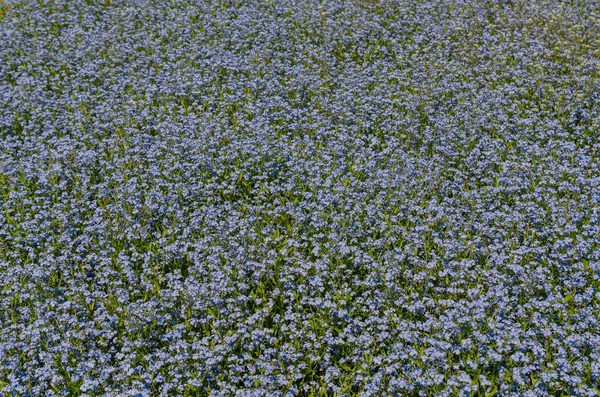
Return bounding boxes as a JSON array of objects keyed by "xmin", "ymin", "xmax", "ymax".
[{"xmin": 0, "ymin": 0, "xmax": 599, "ymax": 396}]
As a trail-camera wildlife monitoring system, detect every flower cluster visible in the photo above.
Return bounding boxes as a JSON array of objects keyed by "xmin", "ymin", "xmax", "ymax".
[{"xmin": 0, "ymin": 0, "xmax": 599, "ymax": 395}]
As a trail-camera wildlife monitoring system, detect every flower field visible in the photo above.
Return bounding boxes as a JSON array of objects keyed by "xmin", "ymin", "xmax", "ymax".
[{"xmin": 1, "ymin": 0, "xmax": 600, "ymax": 395}]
